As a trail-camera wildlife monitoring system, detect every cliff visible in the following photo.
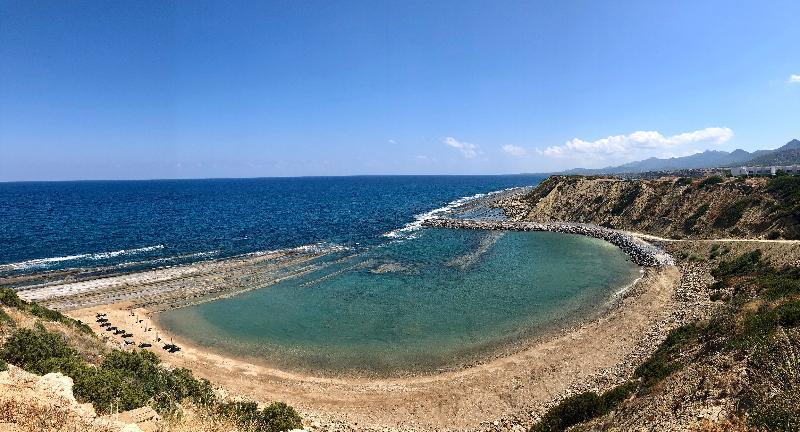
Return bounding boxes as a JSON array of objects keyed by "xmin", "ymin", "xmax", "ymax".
[{"xmin": 499, "ymin": 175, "xmax": 800, "ymax": 240}]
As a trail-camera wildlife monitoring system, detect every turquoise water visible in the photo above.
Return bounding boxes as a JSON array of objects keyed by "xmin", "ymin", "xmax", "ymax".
[{"xmin": 159, "ymin": 228, "xmax": 641, "ymax": 375}]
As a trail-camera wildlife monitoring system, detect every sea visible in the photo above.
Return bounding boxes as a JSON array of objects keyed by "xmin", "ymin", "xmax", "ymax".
[
  {"xmin": 1, "ymin": 175, "xmax": 544, "ymax": 275},
  {"xmin": 0, "ymin": 175, "xmax": 641, "ymax": 375}
]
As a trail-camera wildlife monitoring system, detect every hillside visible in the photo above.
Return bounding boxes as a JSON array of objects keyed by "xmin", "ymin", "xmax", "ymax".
[
  {"xmin": 0, "ymin": 288, "xmax": 303, "ymax": 432},
  {"xmin": 499, "ymin": 175, "xmax": 800, "ymax": 240},
  {"xmin": 528, "ymin": 243, "xmax": 800, "ymax": 432},
  {"xmin": 743, "ymin": 139, "xmax": 800, "ymax": 165},
  {"xmin": 494, "ymin": 175, "xmax": 800, "ymax": 432},
  {"xmin": 562, "ymin": 139, "xmax": 799, "ymax": 175}
]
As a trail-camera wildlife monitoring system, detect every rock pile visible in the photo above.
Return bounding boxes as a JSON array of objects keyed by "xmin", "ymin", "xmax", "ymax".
[{"xmin": 422, "ymin": 218, "xmax": 675, "ymax": 267}]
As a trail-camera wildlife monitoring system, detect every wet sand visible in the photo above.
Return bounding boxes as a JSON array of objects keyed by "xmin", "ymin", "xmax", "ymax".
[{"xmin": 68, "ymin": 266, "xmax": 681, "ymax": 431}]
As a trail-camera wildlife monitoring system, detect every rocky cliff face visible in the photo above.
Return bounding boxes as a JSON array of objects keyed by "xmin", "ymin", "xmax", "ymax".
[{"xmin": 499, "ymin": 175, "xmax": 800, "ymax": 239}]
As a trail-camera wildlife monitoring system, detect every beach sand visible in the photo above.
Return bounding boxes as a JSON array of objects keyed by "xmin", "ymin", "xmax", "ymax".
[{"xmin": 67, "ymin": 266, "xmax": 681, "ymax": 431}]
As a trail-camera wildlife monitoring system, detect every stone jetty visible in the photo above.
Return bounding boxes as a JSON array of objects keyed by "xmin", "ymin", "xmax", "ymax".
[{"xmin": 422, "ymin": 218, "xmax": 675, "ymax": 267}]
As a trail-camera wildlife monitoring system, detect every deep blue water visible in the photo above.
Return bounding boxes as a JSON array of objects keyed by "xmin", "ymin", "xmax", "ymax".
[{"xmin": 0, "ymin": 175, "xmax": 543, "ymax": 274}]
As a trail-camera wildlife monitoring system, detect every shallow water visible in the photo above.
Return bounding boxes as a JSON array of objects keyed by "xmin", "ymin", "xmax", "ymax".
[{"xmin": 159, "ymin": 228, "xmax": 641, "ymax": 375}]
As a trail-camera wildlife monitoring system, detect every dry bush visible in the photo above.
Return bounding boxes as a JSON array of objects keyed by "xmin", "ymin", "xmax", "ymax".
[{"xmin": 0, "ymin": 398, "xmax": 116, "ymax": 432}]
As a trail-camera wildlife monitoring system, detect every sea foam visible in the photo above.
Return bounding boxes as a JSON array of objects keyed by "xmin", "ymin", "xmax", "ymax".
[{"xmin": 0, "ymin": 245, "xmax": 165, "ymax": 271}]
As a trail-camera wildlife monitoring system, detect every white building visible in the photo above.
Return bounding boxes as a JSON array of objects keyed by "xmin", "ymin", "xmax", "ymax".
[{"xmin": 730, "ymin": 165, "xmax": 800, "ymax": 176}]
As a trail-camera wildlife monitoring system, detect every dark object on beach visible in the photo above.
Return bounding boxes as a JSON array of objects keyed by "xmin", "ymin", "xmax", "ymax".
[
  {"xmin": 114, "ymin": 329, "xmax": 125, "ymax": 335},
  {"xmin": 95, "ymin": 313, "xmax": 106, "ymax": 317},
  {"xmin": 122, "ymin": 333, "xmax": 133, "ymax": 338},
  {"xmin": 96, "ymin": 318, "xmax": 108, "ymax": 323},
  {"xmin": 124, "ymin": 340, "xmax": 134, "ymax": 345},
  {"xmin": 99, "ymin": 322, "xmax": 111, "ymax": 327},
  {"xmin": 162, "ymin": 343, "xmax": 181, "ymax": 353},
  {"xmin": 138, "ymin": 343, "xmax": 152, "ymax": 348},
  {"xmin": 106, "ymin": 327, "xmax": 117, "ymax": 332}
]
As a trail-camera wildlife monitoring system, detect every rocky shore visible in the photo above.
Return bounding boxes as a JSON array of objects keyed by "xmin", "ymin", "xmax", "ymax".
[{"xmin": 422, "ymin": 218, "xmax": 675, "ymax": 267}]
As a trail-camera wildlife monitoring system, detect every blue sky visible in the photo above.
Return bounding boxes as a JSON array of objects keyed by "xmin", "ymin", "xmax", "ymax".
[{"xmin": 1, "ymin": 0, "xmax": 798, "ymax": 180}]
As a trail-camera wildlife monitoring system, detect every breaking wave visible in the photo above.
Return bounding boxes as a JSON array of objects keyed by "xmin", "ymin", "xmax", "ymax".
[
  {"xmin": 383, "ymin": 187, "xmax": 526, "ymax": 239},
  {"xmin": 0, "ymin": 245, "xmax": 165, "ymax": 271}
]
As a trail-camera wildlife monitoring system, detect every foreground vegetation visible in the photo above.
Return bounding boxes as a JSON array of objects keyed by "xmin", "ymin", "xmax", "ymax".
[
  {"xmin": 0, "ymin": 287, "xmax": 302, "ymax": 432},
  {"xmin": 530, "ymin": 250, "xmax": 800, "ymax": 431}
]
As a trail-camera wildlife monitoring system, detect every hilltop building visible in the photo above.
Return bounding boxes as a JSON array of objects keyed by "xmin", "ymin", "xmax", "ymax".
[{"xmin": 730, "ymin": 165, "xmax": 800, "ymax": 176}]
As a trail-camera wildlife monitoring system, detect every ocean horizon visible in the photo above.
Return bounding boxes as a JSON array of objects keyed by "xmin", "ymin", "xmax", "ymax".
[{"xmin": 0, "ymin": 175, "xmax": 544, "ymax": 276}]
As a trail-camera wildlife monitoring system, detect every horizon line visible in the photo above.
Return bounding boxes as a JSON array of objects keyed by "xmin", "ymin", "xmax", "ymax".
[{"xmin": 0, "ymin": 172, "xmax": 554, "ymax": 184}]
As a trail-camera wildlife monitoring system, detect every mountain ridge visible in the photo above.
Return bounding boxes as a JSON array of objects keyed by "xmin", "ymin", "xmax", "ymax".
[{"xmin": 561, "ymin": 139, "xmax": 799, "ymax": 175}]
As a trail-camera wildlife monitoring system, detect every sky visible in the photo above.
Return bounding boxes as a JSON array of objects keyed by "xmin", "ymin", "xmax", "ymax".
[{"xmin": 1, "ymin": 0, "xmax": 799, "ymax": 181}]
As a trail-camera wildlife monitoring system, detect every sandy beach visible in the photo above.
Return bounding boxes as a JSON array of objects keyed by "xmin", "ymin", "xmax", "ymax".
[{"xmin": 64, "ymin": 264, "xmax": 682, "ymax": 431}]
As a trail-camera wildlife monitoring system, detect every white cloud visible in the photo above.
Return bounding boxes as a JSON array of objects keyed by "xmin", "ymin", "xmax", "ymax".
[
  {"xmin": 502, "ymin": 144, "xmax": 527, "ymax": 157},
  {"xmin": 388, "ymin": 139, "xmax": 397, "ymax": 144},
  {"xmin": 539, "ymin": 127, "xmax": 734, "ymax": 158},
  {"xmin": 789, "ymin": 74, "xmax": 800, "ymax": 83},
  {"xmin": 442, "ymin": 136, "xmax": 480, "ymax": 159}
]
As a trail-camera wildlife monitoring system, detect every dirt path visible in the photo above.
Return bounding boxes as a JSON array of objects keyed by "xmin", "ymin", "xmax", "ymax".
[{"xmin": 70, "ymin": 267, "xmax": 681, "ymax": 431}]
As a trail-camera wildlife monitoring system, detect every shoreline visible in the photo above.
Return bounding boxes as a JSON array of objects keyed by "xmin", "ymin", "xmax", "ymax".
[
  {"xmin": 67, "ymin": 264, "xmax": 682, "ymax": 430},
  {"xmin": 150, "ymin": 266, "xmax": 646, "ymax": 380},
  {"xmin": 423, "ymin": 218, "xmax": 675, "ymax": 267}
]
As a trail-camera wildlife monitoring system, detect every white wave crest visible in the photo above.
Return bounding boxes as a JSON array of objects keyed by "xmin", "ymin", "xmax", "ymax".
[
  {"xmin": 383, "ymin": 187, "xmax": 526, "ymax": 239},
  {"xmin": 248, "ymin": 242, "xmax": 351, "ymax": 257},
  {"xmin": 0, "ymin": 245, "xmax": 165, "ymax": 271}
]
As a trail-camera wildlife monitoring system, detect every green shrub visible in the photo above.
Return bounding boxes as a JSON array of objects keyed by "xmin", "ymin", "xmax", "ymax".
[
  {"xmin": 675, "ymin": 177, "xmax": 693, "ymax": 187},
  {"xmin": 0, "ymin": 288, "xmax": 24, "ymax": 308},
  {"xmin": 151, "ymin": 392, "xmax": 182, "ymax": 421},
  {"xmin": 698, "ymin": 175, "xmax": 723, "ymax": 188},
  {"xmin": 530, "ymin": 392, "xmax": 603, "ymax": 432},
  {"xmin": 730, "ymin": 307, "xmax": 780, "ymax": 349},
  {"xmin": 218, "ymin": 401, "xmax": 262, "ymax": 430},
  {"xmin": 714, "ymin": 198, "xmax": 752, "ymax": 229},
  {"xmin": 218, "ymin": 401, "xmax": 302, "ymax": 432},
  {"xmin": 767, "ymin": 175, "xmax": 800, "ymax": 207},
  {"xmin": 0, "ymin": 289, "xmax": 93, "ymax": 334},
  {"xmin": 166, "ymin": 367, "xmax": 216, "ymax": 406},
  {"xmin": 756, "ymin": 268, "xmax": 800, "ymax": 300},
  {"xmin": 710, "ymin": 280, "xmax": 726, "ymax": 291},
  {"xmin": 24, "ymin": 302, "xmax": 94, "ymax": 334},
  {"xmin": 683, "ymin": 204, "xmax": 709, "ymax": 233},
  {"xmin": 38, "ymin": 355, "xmax": 92, "ymax": 378},
  {"xmin": 75, "ymin": 367, "xmax": 150, "ymax": 413},
  {"xmin": 0, "ymin": 327, "xmax": 76, "ymax": 373},
  {"xmin": 611, "ymin": 185, "xmax": 640, "ymax": 215},
  {"xmin": 635, "ymin": 324, "xmax": 700, "ymax": 388},
  {"xmin": 27, "ymin": 302, "xmax": 67, "ymax": 322},
  {"xmin": 712, "ymin": 250, "xmax": 764, "ymax": 278},
  {"xmin": 777, "ymin": 301, "xmax": 800, "ymax": 327},
  {"xmin": 0, "ymin": 359, "xmax": 7, "ymax": 371},
  {"xmin": 102, "ymin": 349, "xmax": 166, "ymax": 396},
  {"xmin": 743, "ymin": 327, "xmax": 800, "ymax": 431},
  {"xmin": 260, "ymin": 402, "xmax": 303, "ymax": 432},
  {"xmin": 0, "ymin": 308, "xmax": 14, "ymax": 327},
  {"xmin": 598, "ymin": 381, "xmax": 638, "ymax": 411}
]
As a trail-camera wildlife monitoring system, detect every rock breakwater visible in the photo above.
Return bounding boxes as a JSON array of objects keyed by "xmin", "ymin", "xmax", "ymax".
[{"xmin": 422, "ymin": 218, "xmax": 674, "ymax": 267}]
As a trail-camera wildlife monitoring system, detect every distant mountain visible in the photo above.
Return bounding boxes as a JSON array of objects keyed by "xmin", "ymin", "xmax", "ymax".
[
  {"xmin": 743, "ymin": 139, "xmax": 800, "ymax": 166},
  {"xmin": 561, "ymin": 139, "xmax": 800, "ymax": 175}
]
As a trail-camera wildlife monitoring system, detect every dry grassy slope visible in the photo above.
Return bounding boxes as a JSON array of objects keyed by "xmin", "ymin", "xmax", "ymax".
[
  {"xmin": 504, "ymin": 176, "xmax": 793, "ymax": 239},
  {"xmin": 0, "ymin": 305, "xmax": 241, "ymax": 432}
]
